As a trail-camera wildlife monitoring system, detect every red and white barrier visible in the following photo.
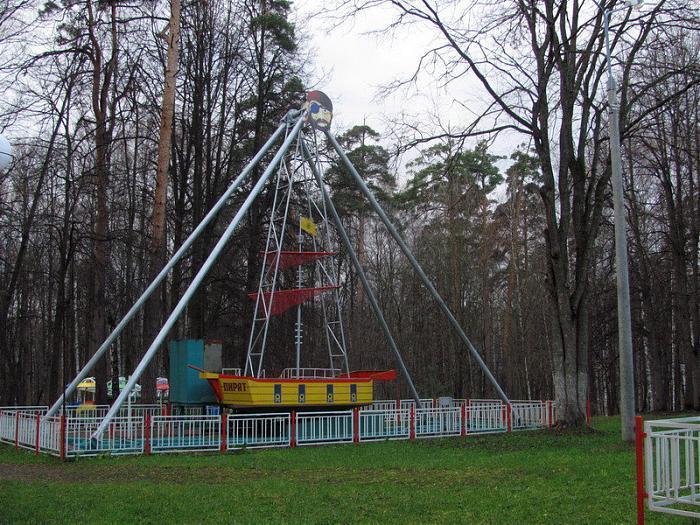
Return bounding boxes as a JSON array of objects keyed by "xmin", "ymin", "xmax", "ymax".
[
  {"xmin": 0, "ymin": 399, "xmax": 556, "ymax": 458},
  {"xmin": 636, "ymin": 415, "xmax": 700, "ymax": 523}
]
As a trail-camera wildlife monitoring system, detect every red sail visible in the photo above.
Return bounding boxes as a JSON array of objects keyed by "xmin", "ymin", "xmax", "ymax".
[
  {"xmin": 260, "ymin": 251, "xmax": 337, "ymax": 271},
  {"xmin": 248, "ymin": 285, "xmax": 340, "ymax": 316}
]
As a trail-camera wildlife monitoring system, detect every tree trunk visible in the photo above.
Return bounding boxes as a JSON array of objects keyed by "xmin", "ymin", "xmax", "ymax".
[{"xmin": 142, "ymin": 0, "xmax": 181, "ymax": 404}]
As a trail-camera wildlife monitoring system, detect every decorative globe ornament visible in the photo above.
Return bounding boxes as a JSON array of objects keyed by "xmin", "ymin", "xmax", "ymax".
[
  {"xmin": 304, "ymin": 91, "xmax": 333, "ymax": 131},
  {"xmin": 0, "ymin": 134, "xmax": 12, "ymax": 171}
]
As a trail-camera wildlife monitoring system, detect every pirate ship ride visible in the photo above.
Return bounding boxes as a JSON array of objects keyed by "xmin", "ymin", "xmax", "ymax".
[
  {"xmin": 49, "ymin": 90, "xmax": 510, "ymax": 441},
  {"xmin": 197, "ymin": 91, "xmax": 398, "ymax": 409}
]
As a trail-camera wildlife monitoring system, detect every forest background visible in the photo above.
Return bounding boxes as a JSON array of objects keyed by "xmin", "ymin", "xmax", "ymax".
[{"xmin": 0, "ymin": 0, "xmax": 698, "ymax": 426}]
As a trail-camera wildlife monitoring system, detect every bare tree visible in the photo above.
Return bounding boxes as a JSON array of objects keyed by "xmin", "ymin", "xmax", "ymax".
[{"xmin": 334, "ymin": 0, "xmax": 697, "ymax": 430}]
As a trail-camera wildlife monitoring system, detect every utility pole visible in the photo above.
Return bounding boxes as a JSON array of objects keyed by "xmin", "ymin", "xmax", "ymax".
[{"xmin": 601, "ymin": 0, "xmax": 645, "ymax": 442}]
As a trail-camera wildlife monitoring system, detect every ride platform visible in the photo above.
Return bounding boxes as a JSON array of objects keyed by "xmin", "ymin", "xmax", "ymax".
[{"xmin": 193, "ymin": 367, "xmax": 397, "ymax": 409}]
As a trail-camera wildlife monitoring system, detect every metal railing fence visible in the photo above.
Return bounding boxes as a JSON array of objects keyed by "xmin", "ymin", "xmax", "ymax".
[
  {"xmin": 511, "ymin": 401, "xmax": 547, "ymax": 430},
  {"xmin": 151, "ymin": 415, "xmax": 220, "ymax": 453},
  {"xmin": 359, "ymin": 408, "xmax": 410, "ymax": 441},
  {"xmin": 0, "ymin": 406, "xmax": 47, "ymax": 414},
  {"xmin": 466, "ymin": 403, "xmax": 506, "ymax": 434},
  {"xmin": 65, "ymin": 416, "xmax": 144, "ymax": 456},
  {"xmin": 641, "ymin": 417, "xmax": 700, "ymax": 520},
  {"xmin": 296, "ymin": 410, "xmax": 353, "ymax": 445},
  {"xmin": 280, "ymin": 368, "xmax": 341, "ymax": 379},
  {"xmin": 415, "ymin": 407, "xmax": 462, "ymax": 438},
  {"xmin": 38, "ymin": 416, "xmax": 62, "ymax": 455},
  {"xmin": 0, "ymin": 399, "xmax": 557, "ymax": 459},
  {"xmin": 15, "ymin": 412, "xmax": 37, "ymax": 451},
  {"xmin": 228, "ymin": 413, "xmax": 290, "ymax": 449},
  {"xmin": 0, "ymin": 410, "xmax": 16, "ymax": 443}
]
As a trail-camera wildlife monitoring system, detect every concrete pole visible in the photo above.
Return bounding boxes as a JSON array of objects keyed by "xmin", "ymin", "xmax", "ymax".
[{"xmin": 605, "ymin": 8, "xmax": 636, "ymax": 443}]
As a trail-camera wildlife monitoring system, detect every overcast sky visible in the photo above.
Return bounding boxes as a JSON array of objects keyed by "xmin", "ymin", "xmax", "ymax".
[
  {"xmin": 297, "ymin": 4, "xmax": 433, "ymax": 132},
  {"xmin": 295, "ymin": 2, "xmax": 526, "ymax": 186}
]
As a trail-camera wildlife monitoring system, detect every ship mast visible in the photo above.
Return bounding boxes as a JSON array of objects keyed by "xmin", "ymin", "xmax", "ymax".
[{"xmin": 244, "ymin": 124, "xmax": 349, "ymax": 379}]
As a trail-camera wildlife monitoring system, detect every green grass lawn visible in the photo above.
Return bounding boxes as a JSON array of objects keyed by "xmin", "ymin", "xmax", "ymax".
[{"xmin": 0, "ymin": 416, "xmax": 695, "ymax": 524}]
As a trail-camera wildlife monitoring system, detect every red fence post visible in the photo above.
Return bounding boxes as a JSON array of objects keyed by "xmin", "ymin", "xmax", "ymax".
[
  {"xmin": 507, "ymin": 403, "xmax": 512, "ymax": 433},
  {"xmin": 35, "ymin": 412, "xmax": 41, "ymax": 455},
  {"xmin": 353, "ymin": 408, "xmax": 360, "ymax": 444},
  {"xmin": 290, "ymin": 411, "xmax": 296, "ymax": 448},
  {"xmin": 460, "ymin": 403, "xmax": 466, "ymax": 437},
  {"xmin": 144, "ymin": 415, "xmax": 151, "ymax": 456},
  {"xmin": 221, "ymin": 413, "xmax": 228, "ymax": 453},
  {"xmin": 409, "ymin": 406, "xmax": 415, "ymax": 440},
  {"xmin": 636, "ymin": 416, "xmax": 647, "ymax": 525},
  {"xmin": 14, "ymin": 411, "xmax": 19, "ymax": 452},
  {"xmin": 59, "ymin": 414, "xmax": 66, "ymax": 461},
  {"xmin": 586, "ymin": 399, "xmax": 591, "ymax": 426}
]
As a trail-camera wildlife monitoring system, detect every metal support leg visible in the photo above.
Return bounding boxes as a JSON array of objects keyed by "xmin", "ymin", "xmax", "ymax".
[
  {"xmin": 46, "ymin": 117, "xmax": 292, "ymax": 419},
  {"xmin": 324, "ymin": 130, "xmax": 509, "ymax": 404},
  {"xmin": 91, "ymin": 112, "xmax": 305, "ymax": 439},
  {"xmin": 301, "ymin": 140, "xmax": 421, "ymax": 403}
]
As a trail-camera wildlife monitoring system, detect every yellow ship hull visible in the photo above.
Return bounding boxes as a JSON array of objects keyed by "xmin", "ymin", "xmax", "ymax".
[{"xmin": 198, "ymin": 372, "xmax": 389, "ymax": 408}]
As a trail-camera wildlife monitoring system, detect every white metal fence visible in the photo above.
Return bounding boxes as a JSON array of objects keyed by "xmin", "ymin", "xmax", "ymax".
[
  {"xmin": 466, "ymin": 402, "xmax": 506, "ymax": 433},
  {"xmin": 38, "ymin": 416, "xmax": 62, "ymax": 454},
  {"xmin": 511, "ymin": 402, "xmax": 547, "ymax": 430},
  {"xmin": 296, "ymin": 410, "xmax": 354, "ymax": 445},
  {"xmin": 0, "ymin": 410, "xmax": 62, "ymax": 456},
  {"xmin": 415, "ymin": 407, "xmax": 462, "ymax": 438},
  {"xmin": 0, "ymin": 406, "xmax": 47, "ymax": 414},
  {"xmin": 0, "ymin": 399, "xmax": 555, "ymax": 459},
  {"xmin": 65, "ymin": 416, "xmax": 144, "ymax": 456},
  {"xmin": 228, "ymin": 413, "xmax": 290, "ymax": 449},
  {"xmin": 643, "ymin": 417, "xmax": 700, "ymax": 519},
  {"xmin": 280, "ymin": 368, "xmax": 340, "ymax": 379},
  {"xmin": 151, "ymin": 415, "xmax": 220, "ymax": 453},
  {"xmin": 359, "ymin": 408, "xmax": 410, "ymax": 441}
]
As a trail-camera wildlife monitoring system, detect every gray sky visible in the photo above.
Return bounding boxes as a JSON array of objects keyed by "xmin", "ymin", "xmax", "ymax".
[{"xmin": 295, "ymin": 2, "xmax": 526, "ymax": 186}]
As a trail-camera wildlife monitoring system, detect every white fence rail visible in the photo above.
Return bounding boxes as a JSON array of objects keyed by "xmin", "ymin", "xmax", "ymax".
[
  {"xmin": 66, "ymin": 416, "xmax": 144, "ymax": 456},
  {"xmin": 151, "ymin": 415, "xmax": 220, "ymax": 453},
  {"xmin": 361, "ymin": 400, "xmax": 397, "ymax": 411},
  {"xmin": 415, "ymin": 407, "xmax": 462, "ymax": 438},
  {"xmin": 280, "ymin": 368, "xmax": 340, "ymax": 379},
  {"xmin": 466, "ymin": 403, "xmax": 505, "ymax": 433},
  {"xmin": 511, "ymin": 402, "xmax": 546, "ymax": 430},
  {"xmin": 0, "ymin": 410, "xmax": 16, "ymax": 443},
  {"xmin": 0, "ymin": 406, "xmax": 47, "ymax": 414},
  {"xmin": 643, "ymin": 417, "xmax": 700, "ymax": 519},
  {"xmin": 228, "ymin": 413, "xmax": 290, "ymax": 449},
  {"xmin": 296, "ymin": 410, "xmax": 354, "ymax": 446},
  {"xmin": 359, "ymin": 409, "xmax": 410, "ymax": 441},
  {"xmin": 0, "ymin": 399, "xmax": 555, "ymax": 458}
]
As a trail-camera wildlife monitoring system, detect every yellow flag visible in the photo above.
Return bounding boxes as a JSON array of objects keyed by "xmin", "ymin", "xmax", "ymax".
[{"xmin": 300, "ymin": 216, "xmax": 318, "ymax": 236}]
